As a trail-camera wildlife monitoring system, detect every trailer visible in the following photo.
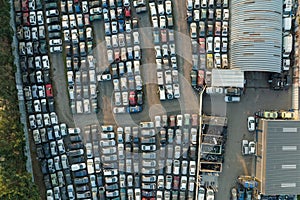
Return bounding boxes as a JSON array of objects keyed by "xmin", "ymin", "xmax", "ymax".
[{"xmin": 200, "ymin": 162, "xmax": 222, "ymax": 173}]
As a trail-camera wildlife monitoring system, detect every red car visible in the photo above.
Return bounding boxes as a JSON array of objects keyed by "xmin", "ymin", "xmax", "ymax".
[
  {"xmin": 161, "ymin": 29, "xmax": 168, "ymax": 43},
  {"xmin": 22, "ymin": 12, "xmax": 30, "ymax": 26},
  {"xmin": 173, "ymin": 176, "xmax": 180, "ymax": 190},
  {"xmin": 199, "ymin": 38, "xmax": 206, "ymax": 53},
  {"xmin": 22, "ymin": 0, "xmax": 29, "ymax": 12},
  {"xmin": 197, "ymin": 69, "xmax": 205, "ymax": 87},
  {"xmin": 169, "ymin": 115, "xmax": 176, "ymax": 127},
  {"xmin": 191, "ymin": 114, "xmax": 198, "ymax": 126},
  {"xmin": 46, "ymin": 84, "xmax": 53, "ymax": 98},
  {"xmin": 125, "ymin": 7, "xmax": 131, "ymax": 18},
  {"xmin": 129, "ymin": 91, "xmax": 136, "ymax": 106}
]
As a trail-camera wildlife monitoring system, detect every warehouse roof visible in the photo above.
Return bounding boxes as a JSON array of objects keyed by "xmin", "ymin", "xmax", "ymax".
[
  {"xmin": 211, "ymin": 69, "xmax": 244, "ymax": 88},
  {"xmin": 259, "ymin": 120, "xmax": 300, "ymax": 195},
  {"xmin": 230, "ymin": 0, "xmax": 282, "ymax": 73}
]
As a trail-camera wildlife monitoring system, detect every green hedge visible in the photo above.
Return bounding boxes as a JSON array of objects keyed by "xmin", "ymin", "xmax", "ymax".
[{"xmin": 0, "ymin": 0, "xmax": 39, "ymax": 199}]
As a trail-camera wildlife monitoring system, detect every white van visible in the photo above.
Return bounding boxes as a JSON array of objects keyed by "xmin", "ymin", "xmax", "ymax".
[{"xmin": 283, "ymin": 16, "xmax": 292, "ymax": 31}]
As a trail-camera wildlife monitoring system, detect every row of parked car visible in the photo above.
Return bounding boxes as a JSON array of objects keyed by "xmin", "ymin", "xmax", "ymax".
[
  {"xmin": 12, "ymin": 1, "xmax": 85, "ymax": 198},
  {"xmin": 281, "ymin": 0, "xmax": 294, "ymax": 72},
  {"xmin": 149, "ymin": 0, "xmax": 181, "ymax": 101},
  {"xmin": 187, "ymin": 0, "xmax": 230, "ymax": 91},
  {"xmin": 102, "ymin": 0, "xmax": 145, "ymax": 113},
  {"xmin": 76, "ymin": 113, "xmax": 199, "ymax": 199},
  {"xmin": 60, "ymin": 0, "xmax": 101, "ymax": 115}
]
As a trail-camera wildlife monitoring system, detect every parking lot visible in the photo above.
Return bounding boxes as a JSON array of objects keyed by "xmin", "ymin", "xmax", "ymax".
[{"xmin": 13, "ymin": 0, "xmax": 296, "ymax": 199}]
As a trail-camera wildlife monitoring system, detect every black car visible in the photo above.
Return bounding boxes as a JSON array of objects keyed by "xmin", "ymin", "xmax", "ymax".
[
  {"xmin": 48, "ymin": 32, "xmax": 61, "ymax": 39},
  {"xmin": 64, "ymin": 169, "xmax": 72, "ymax": 185},
  {"xmin": 47, "ymin": 127, "xmax": 54, "ymax": 141},
  {"xmin": 76, "ymin": 185, "xmax": 90, "ymax": 192},
  {"xmin": 70, "ymin": 135, "xmax": 82, "ymax": 143},
  {"xmin": 48, "ymin": 98, "xmax": 55, "ymax": 112},
  {"xmin": 29, "ymin": 72, "xmax": 36, "ymax": 84},
  {"xmin": 105, "ymin": 183, "xmax": 119, "ymax": 191},
  {"xmin": 96, "ymin": 174, "xmax": 103, "ymax": 186},
  {"xmin": 68, "ymin": 142, "xmax": 84, "ymax": 150},
  {"xmin": 28, "ymin": 57, "xmax": 35, "ymax": 71},
  {"xmin": 36, "ymin": 144, "xmax": 45, "ymax": 159},
  {"xmin": 74, "ymin": 170, "xmax": 88, "ymax": 178},
  {"xmin": 22, "ymin": 72, "xmax": 29, "ymax": 85},
  {"xmin": 20, "ymin": 58, "xmax": 27, "ymax": 72},
  {"xmin": 43, "ymin": 174, "xmax": 52, "ymax": 189},
  {"xmin": 47, "ymin": 16, "xmax": 60, "ymax": 24},
  {"xmin": 43, "ymin": 143, "xmax": 51, "ymax": 158},
  {"xmin": 137, "ymin": 91, "xmax": 143, "ymax": 105},
  {"xmin": 134, "ymin": 176, "xmax": 140, "ymax": 188},
  {"xmin": 41, "ymin": 100, "xmax": 48, "ymax": 113},
  {"xmin": 189, "ymin": 146, "xmax": 196, "ymax": 160},
  {"xmin": 26, "ymin": 101, "xmax": 34, "ymax": 114},
  {"xmin": 43, "ymin": 70, "xmax": 51, "ymax": 84},
  {"xmin": 33, "ymin": 41, "xmax": 39, "ymax": 54},
  {"xmin": 60, "ymin": 187, "xmax": 68, "ymax": 200},
  {"xmin": 69, "ymin": 156, "xmax": 85, "ymax": 164},
  {"xmin": 74, "ymin": 177, "xmax": 89, "ymax": 185},
  {"xmin": 39, "ymin": 40, "xmax": 47, "ymax": 54},
  {"xmin": 40, "ymin": 159, "xmax": 48, "ymax": 174}
]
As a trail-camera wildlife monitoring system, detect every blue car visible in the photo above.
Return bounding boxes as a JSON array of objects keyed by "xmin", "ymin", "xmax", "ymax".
[
  {"xmin": 118, "ymin": 20, "xmax": 125, "ymax": 32},
  {"xmin": 75, "ymin": 5, "xmax": 81, "ymax": 13},
  {"xmin": 238, "ymin": 187, "xmax": 245, "ymax": 200},
  {"xmin": 127, "ymin": 105, "xmax": 142, "ymax": 113}
]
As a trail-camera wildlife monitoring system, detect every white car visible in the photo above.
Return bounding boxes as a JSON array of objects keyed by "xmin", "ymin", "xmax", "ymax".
[
  {"xmin": 71, "ymin": 163, "xmax": 86, "ymax": 171},
  {"xmin": 190, "ymin": 22, "xmax": 197, "ymax": 39},
  {"xmin": 49, "ymin": 39, "xmax": 62, "ymax": 46},
  {"xmin": 165, "ymin": 0, "xmax": 172, "ymax": 15},
  {"xmin": 247, "ymin": 116, "xmax": 255, "ymax": 131},
  {"xmin": 141, "ymin": 144, "xmax": 156, "ymax": 151},
  {"xmin": 206, "ymin": 189, "xmax": 215, "ymax": 200},
  {"xmin": 180, "ymin": 176, "xmax": 187, "ymax": 190},
  {"xmin": 242, "ymin": 139, "xmax": 249, "ymax": 155},
  {"xmin": 249, "ymin": 141, "xmax": 256, "ymax": 154},
  {"xmin": 189, "ymin": 161, "xmax": 196, "ymax": 176},
  {"xmin": 198, "ymin": 187, "xmax": 205, "ymax": 200},
  {"xmin": 152, "ymin": 16, "xmax": 158, "ymax": 28},
  {"xmin": 111, "ymin": 21, "xmax": 118, "ymax": 34},
  {"xmin": 50, "ymin": 46, "xmax": 62, "ymax": 53},
  {"xmin": 86, "ymin": 143, "xmax": 93, "ymax": 158},
  {"xmin": 42, "ymin": 55, "xmax": 50, "ymax": 69},
  {"xmin": 223, "ymin": 8, "xmax": 229, "ymax": 20},
  {"xmin": 133, "ymin": 31, "xmax": 140, "ymax": 44},
  {"xmin": 173, "ymin": 160, "xmax": 180, "ymax": 175},
  {"xmin": 50, "ymin": 112, "xmax": 58, "ymax": 124},
  {"xmin": 214, "ymin": 37, "xmax": 220, "ymax": 52}
]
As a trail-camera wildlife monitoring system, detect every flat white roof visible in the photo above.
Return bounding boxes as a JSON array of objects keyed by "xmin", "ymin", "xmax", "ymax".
[{"xmin": 211, "ymin": 69, "xmax": 244, "ymax": 88}]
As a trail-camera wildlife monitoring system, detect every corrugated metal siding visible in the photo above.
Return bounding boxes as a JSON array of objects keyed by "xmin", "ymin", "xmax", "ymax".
[
  {"xmin": 230, "ymin": 0, "xmax": 282, "ymax": 73},
  {"xmin": 265, "ymin": 121, "xmax": 300, "ymax": 195}
]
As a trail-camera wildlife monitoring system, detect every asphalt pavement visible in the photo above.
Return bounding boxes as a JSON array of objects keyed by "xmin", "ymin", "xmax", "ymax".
[{"xmin": 203, "ymin": 72, "xmax": 292, "ymax": 200}]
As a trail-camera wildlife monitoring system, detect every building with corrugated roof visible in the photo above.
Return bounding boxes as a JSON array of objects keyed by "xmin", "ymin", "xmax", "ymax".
[
  {"xmin": 256, "ymin": 120, "xmax": 300, "ymax": 195},
  {"xmin": 230, "ymin": 0, "xmax": 282, "ymax": 73}
]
